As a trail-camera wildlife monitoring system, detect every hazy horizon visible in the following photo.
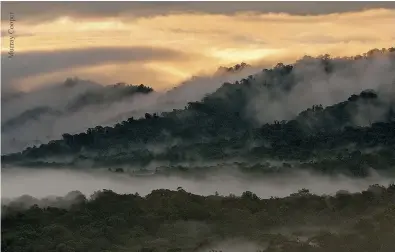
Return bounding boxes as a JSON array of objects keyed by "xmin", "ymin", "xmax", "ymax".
[{"xmin": 2, "ymin": 2, "xmax": 395, "ymax": 92}]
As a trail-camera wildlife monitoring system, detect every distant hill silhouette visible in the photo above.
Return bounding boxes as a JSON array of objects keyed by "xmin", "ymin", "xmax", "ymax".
[{"xmin": 2, "ymin": 48, "xmax": 395, "ymax": 176}]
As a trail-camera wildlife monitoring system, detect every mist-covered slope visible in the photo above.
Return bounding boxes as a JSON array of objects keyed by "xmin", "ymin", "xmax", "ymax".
[
  {"xmin": 1, "ymin": 64, "xmax": 258, "ymax": 154},
  {"xmin": 2, "ymin": 48, "xmax": 395, "ymax": 252},
  {"xmin": 1, "ymin": 79, "xmax": 154, "ymax": 154},
  {"xmin": 2, "ymin": 48, "xmax": 395, "ymax": 176}
]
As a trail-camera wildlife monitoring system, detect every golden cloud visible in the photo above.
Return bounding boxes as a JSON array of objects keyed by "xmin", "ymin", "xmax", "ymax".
[{"xmin": 2, "ymin": 8, "xmax": 394, "ymax": 90}]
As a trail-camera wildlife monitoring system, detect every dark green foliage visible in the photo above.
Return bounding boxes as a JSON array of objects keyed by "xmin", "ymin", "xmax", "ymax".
[
  {"xmin": 3, "ymin": 91, "xmax": 395, "ymax": 176},
  {"xmin": 2, "ymin": 48, "xmax": 395, "ymax": 176},
  {"xmin": 3, "ymin": 46, "xmax": 395, "ymax": 252},
  {"xmin": 2, "ymin": 185, "xmax": 395, "ymax": 252}
]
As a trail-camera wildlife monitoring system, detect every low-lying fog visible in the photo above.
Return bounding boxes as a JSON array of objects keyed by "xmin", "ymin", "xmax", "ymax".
[{"xmin": 2, "ymin": 167, "xmax": 394, "ymax": 203}]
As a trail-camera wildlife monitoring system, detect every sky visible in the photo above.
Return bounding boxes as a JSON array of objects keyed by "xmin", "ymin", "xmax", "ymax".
[{"xmin": 1, "ymin": 1, "xmax": 395, "ymax": 92}]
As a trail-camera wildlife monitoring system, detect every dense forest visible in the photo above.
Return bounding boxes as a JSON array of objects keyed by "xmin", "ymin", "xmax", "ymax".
[
  {"xmin": 2, "ymin": 185, "xmax": 395, "ymax": 252},
  {"xmin": 2, "ymin": 48, "xmax": 395, "ymax": 177},
  {"xmin": 2, "ymin": 48, "xmax": 395, "ymax": 252}
]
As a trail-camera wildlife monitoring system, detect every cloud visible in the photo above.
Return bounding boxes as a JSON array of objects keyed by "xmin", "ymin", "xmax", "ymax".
[
  {"xmin": 11, "ymin": 8, "xmax": 390, "ymax": 56},
  {"xmin": 0, "ymin": 65, "xmax": 261, "ymax": 154},
  {"xmin": 294, "ymin": 34, "xmax": 379, "ymax": 45},
  {"xmin": 247, "ymin": 51, "xmax": 395, "ymax": 124},
  {"xmin": 1, "ymin": 46, "xmax": 193, "ymax": 91},
  {"xmin": 2, "ymin": 50, "xmax": 395, "ymax": 155},
  {"xmin": 0, "ymin": 30, "xmax": 34, "ymax": 38},
  {"xmin": 1, "ymin": 7, "xmax": 393, "ymax": 93},
  {"xmin": 2, "ymin": 2, "xmax": 395, "ymax": 23}
]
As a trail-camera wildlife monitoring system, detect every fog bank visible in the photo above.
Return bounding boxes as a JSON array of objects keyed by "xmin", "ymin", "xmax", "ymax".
[
  {"xmin": 1, "ymin": 66, "xmax": 259, "ymax": 154},
  {"xmin": 2, "ymin": 167, "xmax": 394, "ymax": 201}
]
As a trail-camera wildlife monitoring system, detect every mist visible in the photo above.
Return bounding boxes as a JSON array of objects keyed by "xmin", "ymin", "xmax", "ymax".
[
  {"xmin": 2, "ymin": 167, "xmax": 394, "ymax": 205},
  {"xmin": 248, "ymin": 50, "xmax": 395, "ymax": 124},
  {"xmin": 2, "ymin": 50, "xmax": 394, "ymax": 155},
  {"xmin": 197, "ymin": 239, "xmax": 267, "ymax": 252},
  {"xmin": 1, "ymin": 65, "xmax": 260, "ymax": 154}
]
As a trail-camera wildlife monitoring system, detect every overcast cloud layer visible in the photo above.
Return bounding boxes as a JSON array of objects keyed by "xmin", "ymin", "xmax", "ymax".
[
  {"xmin": 1, "ymin": 2, "xmax": 394, "ymax": 92},
  {"xmin": 2, "ymin": 2, "xmax": 395, "ymax": 22}
]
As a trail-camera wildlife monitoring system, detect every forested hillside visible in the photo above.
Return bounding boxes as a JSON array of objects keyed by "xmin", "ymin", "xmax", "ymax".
[
  {"xmin": 2, "ymin": 48, "xmax": 395, "ymax": 177},
  {"xmin": 2, "ymin": 48, "xmax": 395, "ymax": 252},
  {"xmin": 2, "ymin": 80, "xmax": 153, "ymax": 129},
  {"xmin": 1, "ymin": 79, "xmax": 154, "ymax": 154},
  {"xmin": 3, "ymin": 185, "xmax": 395, "ymax": 252},
  {"xmin": 3, "ymin": 2, "xmax": 395, "ymax": 252}
]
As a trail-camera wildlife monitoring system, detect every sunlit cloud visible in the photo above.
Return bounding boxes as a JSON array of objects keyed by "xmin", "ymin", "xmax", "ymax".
[{"xmin": 1, "ymin": 5, "xmax": 394, "ymax": 91}]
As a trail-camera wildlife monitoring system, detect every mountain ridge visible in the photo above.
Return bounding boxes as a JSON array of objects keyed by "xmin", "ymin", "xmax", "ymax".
[{"xmin": 2, "ymin": 47, "xmax": 395, "ymax": 176}]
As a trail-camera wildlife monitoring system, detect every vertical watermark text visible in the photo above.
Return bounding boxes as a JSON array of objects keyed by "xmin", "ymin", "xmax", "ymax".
[{"xmin": 8, "ymin": 12, "xmax": 16, "ymax": 58}]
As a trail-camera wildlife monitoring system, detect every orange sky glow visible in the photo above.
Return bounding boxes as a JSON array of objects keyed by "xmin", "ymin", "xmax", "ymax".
[{"xmin": 1, "ymin": 4, "xmax": 394, "ymax": 91}]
